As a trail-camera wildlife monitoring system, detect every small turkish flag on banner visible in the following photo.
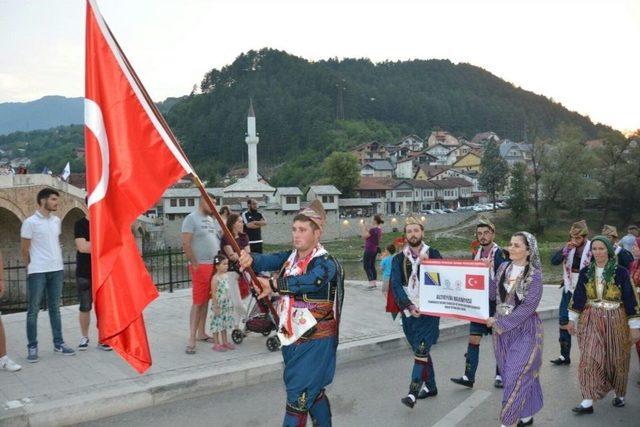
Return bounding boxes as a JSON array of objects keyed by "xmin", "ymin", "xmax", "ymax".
[
  {"xmin": 85, "ymin": 0, "xmax": 193, "ymax": 373},
  {"xmin": 465, "ymin": 274, "xmax": 485, "ymax": 290}
]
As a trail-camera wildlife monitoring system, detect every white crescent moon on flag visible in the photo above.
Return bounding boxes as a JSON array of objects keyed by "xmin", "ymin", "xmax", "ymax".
[
  {"xmin": 84, "ymin": 98, "xmax": 110, "ymax": 207},
  {"xmin": 468, "ymin": 278, "xmax": 477, "ymax": 287}
]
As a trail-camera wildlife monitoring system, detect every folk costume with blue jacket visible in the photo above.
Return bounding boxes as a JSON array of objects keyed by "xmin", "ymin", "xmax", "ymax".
[
  {"xmin": 391, "ymin": 236, "xmax": 442, "ymax": 402},
  {"xmin": 550, "ymin": 219, "xmax": 591, "ymax": 364},
  {"xmin": 250, "ymin": 202, "xmax": 344, "ymax": 427},
  {"xmin": 458, "ymin": 215, "xmax": 506, "ymax": 386}
]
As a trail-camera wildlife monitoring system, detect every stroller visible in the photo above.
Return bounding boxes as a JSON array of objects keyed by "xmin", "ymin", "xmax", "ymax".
[{"xmin": 231, "ymin": 272, "xmax": 281, "ymax": 352}]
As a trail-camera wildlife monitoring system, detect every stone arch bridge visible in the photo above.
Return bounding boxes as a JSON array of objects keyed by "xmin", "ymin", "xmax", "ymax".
[{"xmin": 0, "ymin": 174, "xmax": 87, "ymax": 262}]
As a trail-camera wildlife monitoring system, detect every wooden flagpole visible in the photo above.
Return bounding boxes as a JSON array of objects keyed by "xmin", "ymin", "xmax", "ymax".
[{"xmin": 102, "ymin": 20, "xmax": 280, "ymax": 324}]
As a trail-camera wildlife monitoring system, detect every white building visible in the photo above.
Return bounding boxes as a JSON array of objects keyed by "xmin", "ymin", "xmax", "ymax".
[
  {"xmin": 426, "ymin": 143, "xmax": 457, "ymax": 165},
  {"xmin": 273, "ymin": 187, "xmax": 303, "ymax": 211},
  {"xmin": 397, "ymin": 134, "xmax": 424, "ymax": 152},
  {"xmin": 395, "ymin": 157, "xmax": 415, "ymax": 179},
  {"xmin": 156, "ymin": 187, "xmax": 223, "ymax": 220},
  {"xmin": 499, "ymin": 140, "xmax": 533, "ymax": 167},
  {"xmin": 361, "ymin": 160, "xmax": 395, "ymax": 177},
  {"xmin": 306, "ymin": 185, "xmax": 341, "ymax": 211}
]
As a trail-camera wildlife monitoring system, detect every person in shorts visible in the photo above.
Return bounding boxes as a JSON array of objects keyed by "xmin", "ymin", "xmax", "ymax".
[
  {"xmin": 183, "ymin": 197, "xmax": 221, "ymax": 354},
  {"xmin": 74, "ymin": 209, "xmax": 112, "ymax": 351}
]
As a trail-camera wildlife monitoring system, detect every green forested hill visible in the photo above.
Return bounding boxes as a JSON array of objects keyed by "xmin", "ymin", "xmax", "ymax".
[
  {"xmin": 166, "ymin": 48, "xmax": 616, "ymax": 185},
  {"xmin": 1, "ymin": 48, "xmax": 619, "ymax": 185}
]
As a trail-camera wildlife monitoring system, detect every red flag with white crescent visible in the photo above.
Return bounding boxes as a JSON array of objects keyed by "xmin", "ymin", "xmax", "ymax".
[{"xmin": 85, "ymin": 0, "xmax": 193, "ymax": 373}]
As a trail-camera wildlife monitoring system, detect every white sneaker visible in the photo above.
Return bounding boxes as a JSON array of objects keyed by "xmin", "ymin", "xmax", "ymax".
[
  {"xmin": 79, "ymin": 336, "xmax": 90, "ymax": 351},
  {"xmin": 0, "ymin": 356, "xmax": 22, "ymax": 372}
]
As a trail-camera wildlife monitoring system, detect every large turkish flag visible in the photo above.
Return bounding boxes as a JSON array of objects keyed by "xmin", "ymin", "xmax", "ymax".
[{"xmin": 85, "ymin": 0, "xmax": 193, "ymax": 373}]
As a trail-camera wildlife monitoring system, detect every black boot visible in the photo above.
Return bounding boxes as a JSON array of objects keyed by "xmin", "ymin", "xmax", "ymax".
[
  {"xmin": 612, "ymin": 397, "xmax": 625, "ymax": 407},
  {"xmin": 450, "ymin": 377, "xmax": 474, "ymax": 388},
  {"xmin": 552, "ymin": 329, "xmax": 571, "ymax": 365},
  {"xmin": 572, "ymin": 404, "xmax": 594, "ymax": 415},
  {"xmin": 401, "ymin": 395, "xmax": 416, "ymax": 408},
  {"xmin": 417, "ymin": 387, "xmax": 438, "ymax": 399},
  {"xmin": 550, "ymin": 356, "xmax": 571, "ymax": 365}
]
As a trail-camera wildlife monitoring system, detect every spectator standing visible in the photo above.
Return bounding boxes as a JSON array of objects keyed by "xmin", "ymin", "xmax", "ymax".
[
  {"xmin": 222, "ymin": 214, "xmax": 250, "ymax": 327},
  {"xmin": 21, "ymin": 188, "xmax": 75, "ymax": 362},
  {"xmin": 74, "ymin": 210, "xmax": 112, "ymax": 351},
  {"xmin": 380, "ymin": 244, "xmax": 396, "ymax": 295},
  {"xmin": 361, "ymin": 214, "xmax": 384, "ymax": 290},
  {"xmin": 219, "ymin": 206, "xmax": 231, "ymax": 225},
  {"xmin": 242, "ymin": 199, "xmax": 267, "ymax": 253},
  {"xmin": 182, "ymin": 198, "xmax": 221, "ymax": 354}
]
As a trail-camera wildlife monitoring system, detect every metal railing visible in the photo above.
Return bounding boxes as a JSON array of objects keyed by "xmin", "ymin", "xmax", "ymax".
[{"xmin": 1, "ymin": 248, "xmax": 190, "ymax": 314}]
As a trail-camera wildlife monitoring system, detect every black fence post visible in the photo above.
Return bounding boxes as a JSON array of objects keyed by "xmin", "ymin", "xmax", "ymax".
[{"xmin": 168, "ymin": 247, "xmax": 173, "ymax": 293}]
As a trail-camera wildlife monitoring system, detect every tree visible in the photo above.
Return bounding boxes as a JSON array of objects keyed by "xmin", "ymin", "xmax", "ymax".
[
  {"xmin": 321, "ymin": 152, "xmax": 360, "ymax": 197},
  {"xmin": 529, "ymin": 135, "xmax": 548, "ymax": 233},
  {"xmin": 614, "ymin": 130, "xmax": 640, "ymax": 223},
  {"xmin": 591, "ymin": 130, "xmax": 632, "ymax": 223},
  {"xmin": 479, "ymin": 140, "xmax": 508, "ymax": 210},
  {"xmin": 540, "ymin": 123, "xmax": 593, "ymax": 220},
  {"xmin": 508, "ymin": 162, "xmax": 530, "ymax": 223}
]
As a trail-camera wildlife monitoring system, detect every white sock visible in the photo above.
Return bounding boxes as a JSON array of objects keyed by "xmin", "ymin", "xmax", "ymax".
[
  {"xmin": 0, "ymin": 355, "xmax": 7, "ymax": 363},
  {"xmin": 520, "ymin": 416, "xmax": 532, "ymax": 423},
  {"xmin": 421, "ymin": 384, "xmax": 429, "ymax": 393},
  {"xmin": 615, "ymin": 395, "xmax": 625, "ymax": 402},
  {"xmin": 558, "ymin": 355, "xmax": 565, "ymax": 361},
  {"xmin": 495, "ymin": 375, "xmax": 502, "ymax": 380},
  {"xmin": 462, "ymin": 375, "xmax": 469, "ymax": 381},
  {"xmin": 580, "ymin": 399, "xmax": 593, "ymax": 407},
  {"xmin": 407, "ymin": 394, "xmax": 416, "ymax": 402}
]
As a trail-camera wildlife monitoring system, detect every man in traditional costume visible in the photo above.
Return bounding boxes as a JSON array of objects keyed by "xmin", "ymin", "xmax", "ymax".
[
  {"xmin": 569, "ymin": 235, "xmax": 640, "ymax": 414},
  {"xmin": 549, "ymin": 220, "xmax": 591, "ymax": 365},
  {"xmin": 601, "ymin": 225, "xmax": 634, "ymax": 270},
  {"xmin": 238, "ymin": 201, "xmax": 344, "ymax": 427},
  {"xmin": 451, "ymin": 215, "xmax": 506, "ymax": 389},
  {"xmin": 390, "ymin": 215, "xmax": 443, "ymax": 409},
  {"xmin": 487, "ymin": 231, "xmax": 544, "ymax": 427}
]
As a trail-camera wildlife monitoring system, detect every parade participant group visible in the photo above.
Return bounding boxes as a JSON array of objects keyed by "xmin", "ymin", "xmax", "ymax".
[
  {"xmin": 3, "ymin": 187, "xmax": 640, "ymax": 427},
  {"xmin": 382, "ymin": 215, "xmax": 639, "ymax": 427}
]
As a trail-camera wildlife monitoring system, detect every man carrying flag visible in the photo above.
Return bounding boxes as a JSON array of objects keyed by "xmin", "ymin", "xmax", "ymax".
[
  {"xmin": 239, "ymin": 201, "xmax": 344, "ymax": 427},
  {"xmin": 84, "ymin": 0, "xmax": 194, "ymax": 373}
]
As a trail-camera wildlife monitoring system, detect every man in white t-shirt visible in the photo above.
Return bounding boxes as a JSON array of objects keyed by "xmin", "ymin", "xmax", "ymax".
[{"xmin": 21, "ymin": 188, "xmax": 75, "ymax": 363}]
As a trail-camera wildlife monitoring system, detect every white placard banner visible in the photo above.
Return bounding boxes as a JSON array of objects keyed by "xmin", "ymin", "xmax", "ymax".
[{"xmin": 419, "ymin": 259, "xmax": 490, "ymax": 323}]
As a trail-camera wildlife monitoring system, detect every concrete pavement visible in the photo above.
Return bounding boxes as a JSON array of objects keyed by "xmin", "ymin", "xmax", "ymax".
[
  {"xmin": 0, "ymin": 282, "xmax": 563, "ymax": 426},
  {"xmin": 81, "ymin": 318, "xmax": 640, "ymax": 427}
]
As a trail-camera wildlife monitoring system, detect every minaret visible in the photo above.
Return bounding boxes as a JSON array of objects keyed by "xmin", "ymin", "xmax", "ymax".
[{"xmin": 245, "ymin": 99, "xmax": 259, "ymax": 182}]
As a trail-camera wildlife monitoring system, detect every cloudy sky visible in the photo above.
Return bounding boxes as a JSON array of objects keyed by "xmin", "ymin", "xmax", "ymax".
[{"xmin": 1, "ymin": 0, "xmax": 638, "ymax": 132}]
